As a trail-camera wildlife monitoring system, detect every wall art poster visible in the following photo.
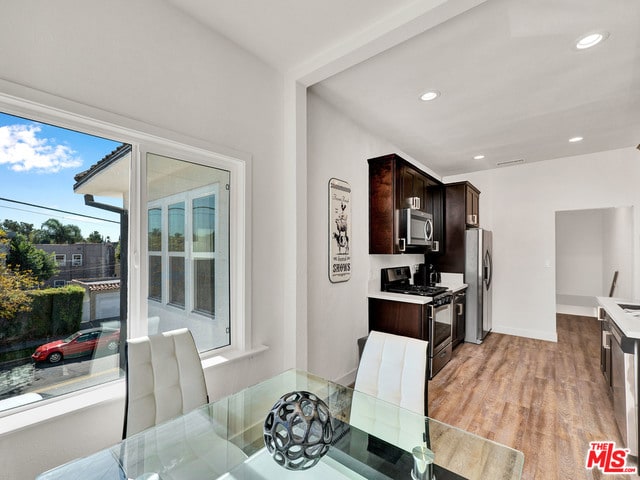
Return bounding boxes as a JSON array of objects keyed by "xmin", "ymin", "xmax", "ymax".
[{"xmin": 329, "ymin": 178, "xmax": 351, "ymax": 283}]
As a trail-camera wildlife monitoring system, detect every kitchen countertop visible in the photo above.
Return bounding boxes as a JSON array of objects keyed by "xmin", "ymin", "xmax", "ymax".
[
  {"xmin": 438, "ymin": 282, "xmax": 468, "ymax": 294},
  {"xmin": 597, "ymin": 296, "xmax": 640, "ymax": 339},
  {"xmin": 368, "ymin": 283, "xmax": 468, "ymax": 305}
]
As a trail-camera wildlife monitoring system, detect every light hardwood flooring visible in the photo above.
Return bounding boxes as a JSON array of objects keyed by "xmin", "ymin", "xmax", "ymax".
[{"xmin": 428, "ymin": 314, "xmax": 632, "ymax": 480}]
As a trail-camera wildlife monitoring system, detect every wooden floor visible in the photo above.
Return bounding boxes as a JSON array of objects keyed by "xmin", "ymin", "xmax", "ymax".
[{"xmin": 428, "ymin": 314, "xmax": 631, "ymax": 480}]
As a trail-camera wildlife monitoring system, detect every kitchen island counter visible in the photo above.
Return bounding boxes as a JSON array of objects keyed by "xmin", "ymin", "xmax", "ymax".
[{"xmin": 597, "ymin": 296, "xmax": 640, "ymax": 339}]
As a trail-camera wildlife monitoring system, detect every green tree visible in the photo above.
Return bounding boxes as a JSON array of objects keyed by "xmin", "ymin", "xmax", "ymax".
[
  {"xmin": 1, "ymin": 219, "xmax": 34, "ymax": 238},
  {"xmin": 7, "ymin": 234, "xmax": 58, "ymax": 282},
  {"xmin": 87, "ymin": 231, "xmax": 104, "ymax": 243},
  {"xmin": 33, "ymin": 218, "xmax": 85, "ymax": 244},
  {"xmin": 0, "ymin": 230, "xmax": 40, "ymax": 319}
]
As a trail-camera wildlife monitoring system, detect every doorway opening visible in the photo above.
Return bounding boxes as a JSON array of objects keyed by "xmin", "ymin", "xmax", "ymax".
[{"xmin": 555, "ymin": 206, "xmax": 634, "ymax": 318}]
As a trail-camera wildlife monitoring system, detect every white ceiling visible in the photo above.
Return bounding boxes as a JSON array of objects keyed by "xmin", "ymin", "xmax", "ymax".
[{"xmin": 167, "ymin": 0, "xmax": 640, "ymax": 176}]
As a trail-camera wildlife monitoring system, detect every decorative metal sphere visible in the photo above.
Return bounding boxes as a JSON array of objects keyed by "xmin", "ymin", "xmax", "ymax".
[{"xmin": 263, "ymin": 391, "xmax": 333, "ymax": 470}]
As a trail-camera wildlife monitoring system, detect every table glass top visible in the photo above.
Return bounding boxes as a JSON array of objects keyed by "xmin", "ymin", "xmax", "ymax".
[{"xmin": 37, "ymin": 369, "xmax": 524, "ymax": 480}]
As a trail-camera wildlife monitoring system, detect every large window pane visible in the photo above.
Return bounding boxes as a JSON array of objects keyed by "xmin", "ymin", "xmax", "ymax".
[
  {"xmin": 146, "ymin": 153, "xmax": 230, "ymax": 352},
  {"xmin": 148, "ymin": 208, "xmax": 162, "ymax": 251},
  {"xmin": 194, "ymin": 259, "xmax": 215, "ymax": 315},
  {"xmin": 169, "ymin": 257, "xmax": 185, "ymax": 307},
  {"xmin": 148, "ymin": 256, "xmax": 162, "ymax": 301},
  {"xmin": 0, "ymin": 111, "xmax": 127, "ymax": 412},
  {"xmin": 168, "ymin": 202, "xmax": 185, "ymax": 252},
  {"xmin": 193, "ymin": 195, "xmax": 215, "ymax": 253}
]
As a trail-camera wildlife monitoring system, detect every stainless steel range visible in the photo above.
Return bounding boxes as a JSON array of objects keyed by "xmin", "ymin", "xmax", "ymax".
[
  {"xmin": 380, "ymin": 266, "xmax": 453, "ymax": 377},
  {"xmin": 381, "ymin": 266, "xmax": 449, "ymax": 296}
]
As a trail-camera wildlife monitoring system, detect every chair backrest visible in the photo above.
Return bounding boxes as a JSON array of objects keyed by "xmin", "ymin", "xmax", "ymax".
[
  {"xmin": 354, "ymin": 330, "xmax": 428, "ymax": 415},
  {"xmin": 123, "ymin": 328, "xmax": 208, "ymax": 438}
]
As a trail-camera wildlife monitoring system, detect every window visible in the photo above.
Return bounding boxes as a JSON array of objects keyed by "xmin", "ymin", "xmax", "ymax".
[
  {"xmin": 0, "ymin": 98, "xmax": 247, "ymax": 415},
  {"xmin": 146, "ymin": 153, "xmax": 231, "ymax": 352},
  {"xmin": 0, "ymin": 110, "xmax": 126, "ymax": 413},
  {"xmin": 55, "ymin": 254, "xmax": 66, "ymax": 266}
]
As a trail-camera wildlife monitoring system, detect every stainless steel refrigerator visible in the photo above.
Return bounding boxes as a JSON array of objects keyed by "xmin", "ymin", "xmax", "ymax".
[{"xmin": 465, "ymin": 228, "xmax": 492, "ymax": 344}]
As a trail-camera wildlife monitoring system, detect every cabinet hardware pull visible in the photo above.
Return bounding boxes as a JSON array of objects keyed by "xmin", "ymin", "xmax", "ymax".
[
  {"xmin": 399, "ymin": 238, "xmax": 406, "ymax": 252},
  {"xmin": 602, "ymin": 330, "xmax": 611, "ymax": 349}
]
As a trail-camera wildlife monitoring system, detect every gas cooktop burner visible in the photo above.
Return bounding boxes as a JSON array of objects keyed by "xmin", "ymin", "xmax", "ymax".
[{"xmin": 384, "ymin": 284, "xmax": 449, "ymax": 297}]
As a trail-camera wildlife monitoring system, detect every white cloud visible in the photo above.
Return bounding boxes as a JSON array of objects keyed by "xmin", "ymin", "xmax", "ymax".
[{"xmin": 0, "ymin": 124, "xmax": 82, "ymax": 173}]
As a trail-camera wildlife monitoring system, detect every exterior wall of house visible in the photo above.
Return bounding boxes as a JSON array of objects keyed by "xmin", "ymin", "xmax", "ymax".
[
  {"xmin": 0, "ymin": 1, "xmax": 285, "ymax": 478},
  {"xmin": 36, "ymin": 243, "xmax": 116, "ymax": 287}
]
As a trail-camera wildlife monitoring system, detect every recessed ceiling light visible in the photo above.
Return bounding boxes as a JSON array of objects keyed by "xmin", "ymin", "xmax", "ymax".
[
  {"xmin": 569, "ymin": 136, "xmax": 584, "ymax": 143},
  {"xmin": 420, "ymin": 90, "xmax": 440, "ymax": 101},
  {"xmin": 575, "ymin": 31, "xmax": 608, "ymax": 50},
  {"xmin": 473, "ymin": 155, "xmax": 485, "ymax": 160}
]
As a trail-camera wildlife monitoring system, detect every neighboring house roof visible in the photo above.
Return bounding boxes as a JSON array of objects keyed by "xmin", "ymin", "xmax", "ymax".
[
  {"xmin": 71, "ymin": 278, "xmax": 120, "ymax": 292},
  {"xmin": 73, "ymin": 143, "xmax": 131, "ymax": 191}
]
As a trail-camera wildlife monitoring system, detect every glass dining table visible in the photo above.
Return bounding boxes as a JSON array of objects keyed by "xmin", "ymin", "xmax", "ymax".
[{"xmin": 37, "ymin": 369, "xmax": 524, "ymax": 480}]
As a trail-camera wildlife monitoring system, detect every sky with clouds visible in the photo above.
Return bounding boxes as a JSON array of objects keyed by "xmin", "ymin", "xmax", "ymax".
[
  {"xmin": 0, "ymin": 123, "xmax": 83, "ymax": 173},
  {"xmin": 0, "ymin": 112, "xmax": 124, "ymax": 241}
]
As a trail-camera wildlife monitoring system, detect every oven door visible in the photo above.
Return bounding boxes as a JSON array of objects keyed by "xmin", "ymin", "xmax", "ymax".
[
  {"xmin": 427, "ymin": 300, "xmax": 452, "ymax": 378},
  {"xmin": 429, "ymin": 302, "xmax": 452, "ymax": 355}
]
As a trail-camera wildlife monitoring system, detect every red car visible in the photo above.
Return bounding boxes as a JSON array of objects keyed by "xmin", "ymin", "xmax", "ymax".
[{"xmin": 32, "ymin": 327, "xmax": 120, "ymax": 364}]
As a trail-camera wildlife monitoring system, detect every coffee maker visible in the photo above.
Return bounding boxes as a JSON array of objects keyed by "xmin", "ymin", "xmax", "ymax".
[{"xmin": 414, "ymin": 263, "xmax": 440, "ymax": 286}]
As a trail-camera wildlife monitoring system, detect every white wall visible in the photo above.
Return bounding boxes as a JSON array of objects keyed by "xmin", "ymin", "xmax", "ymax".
[
  {"xmin": 446, "ymin": 148, "xmax": 640, "ymax": 341},
  {"xmin": 555, "ymin": 206, "xmax": 634, "ymax": 301},
  {"xmin": 603, "ymin": 206, "xmax": 634, "ymax": 299},
  {"xmin": 306, "ymin": 91, "xmax": 640, "ymax": 379},
  {"xmin": 555, "ymin": 209, "xmax": 605, "ymax": 296},
  {"xmin": 0, "ymin": 1, "xmax": 285, "ymax": 478},
  {"xmin": 306, "ymin": 91, "xmax": 428, "ymax": 384}
]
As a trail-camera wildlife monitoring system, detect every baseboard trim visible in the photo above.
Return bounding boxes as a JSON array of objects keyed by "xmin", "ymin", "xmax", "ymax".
[
  {"xmin": 334, "ymin": 368, "xmax": 357, "ymax": 388},
  {"xmin": 491, "ymin": 325, "xmax": 558, "ymax": 343}
]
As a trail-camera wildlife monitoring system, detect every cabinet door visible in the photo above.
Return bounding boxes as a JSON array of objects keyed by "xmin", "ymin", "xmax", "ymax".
[
  {"xmin": 401, "ymin": 165, "xmax": 428, "ymax": 211},
  {"xmin": 465, "ymin": 185, "xmax": 480, "ymax": 227},
  {"xmin": 452, "ymin": 293, "xmax": 466, "ymax": 347},
  {"xmin": 426, "ymin": 182, "xmax": 444, "ymax": 250},
  {"xmin": 368, "ymin": 298, "xmax": 425, "ymax": 340}
]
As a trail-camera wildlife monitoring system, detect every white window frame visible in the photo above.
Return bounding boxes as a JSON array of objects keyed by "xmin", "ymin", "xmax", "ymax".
[
  {"xmin": 136, "ymin": 148, "xmax": 242, "ymax": 356},
  {"xmin": 53, "ymin": 280, "xmax": 67, "ymax": 288},
  {"xmin": 55, "ymin": 254, "xmax": 66, "ymax": 266},
  {"xmin": 71, "ymin": 253, "xmax": 83, "ymax": 267},
  {"xmin": 147, "ymin": 184, "xmax": 222, "ymax": 319},
  {"xmin": 0, "ymin": 84, "xmax": 254, "ymax": 424}
]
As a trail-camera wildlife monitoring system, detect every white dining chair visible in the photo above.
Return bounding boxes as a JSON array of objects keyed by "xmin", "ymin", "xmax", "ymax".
[
  {"xmin": 352, "ymin": 331, "xmax": 430, "ymax": 453},
  {"xmin": 354, "ymin": 330, "xmax": 429, "ymax": 415},
  {"xmin": 123, "ymin": 328, "xmax": 209, "ymax": 438}
]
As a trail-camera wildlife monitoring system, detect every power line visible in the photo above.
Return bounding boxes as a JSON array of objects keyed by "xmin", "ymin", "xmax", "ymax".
[{"xmin": 0, "ymin": 197, "xmax": 119, "ymax": 224}]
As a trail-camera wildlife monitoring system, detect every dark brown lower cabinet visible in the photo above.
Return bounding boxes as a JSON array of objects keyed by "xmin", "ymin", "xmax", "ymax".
[
  {"xmin": 452, "ymin": 291, "xmax": 466, "ymax": 348},
  {"xmin": 368, "ymin": 297, "xmax": 426, "ymax": 340}
]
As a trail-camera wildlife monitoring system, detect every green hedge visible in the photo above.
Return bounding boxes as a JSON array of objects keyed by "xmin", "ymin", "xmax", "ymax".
[
  {"xmin": 1, "ymin": 286, "xmax": 84, "ymax": 343},
  {"xmin": 50, "ymin": 286, "xmax": 84, "ymax": 335}
]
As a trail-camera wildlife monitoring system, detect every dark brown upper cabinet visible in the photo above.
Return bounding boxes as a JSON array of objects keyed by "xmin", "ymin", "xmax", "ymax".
[
  {"xmin": 465, "ymin": 183, "xmax": 480, "ymax": 227},
  {"xmin": 368, "ymin": 154, "xmax": 443, "ymax": 254},
  {"xmin": 436, "ymin": 181, "xmax": 481, "ymax": 273}
]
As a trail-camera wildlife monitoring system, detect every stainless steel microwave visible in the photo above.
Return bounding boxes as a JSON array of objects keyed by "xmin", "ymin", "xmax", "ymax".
[{"xmin": 399, "ymin": 208, "xmax": 433, "ymax": 251}]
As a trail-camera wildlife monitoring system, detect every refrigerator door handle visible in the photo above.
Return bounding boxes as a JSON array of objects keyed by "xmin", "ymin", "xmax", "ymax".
[{"xmin": 484, "ymin": 250, "xmax": 493, "ymax": 288}]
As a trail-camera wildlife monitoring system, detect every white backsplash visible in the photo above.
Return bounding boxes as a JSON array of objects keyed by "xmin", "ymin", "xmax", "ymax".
[
  {"xmin": 368, "ymin": 254, "xmax": 424, "ymax": 292},
  {"xmin": 440, "ymin": 272, "xmax": 464, "ymax": 286}
]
